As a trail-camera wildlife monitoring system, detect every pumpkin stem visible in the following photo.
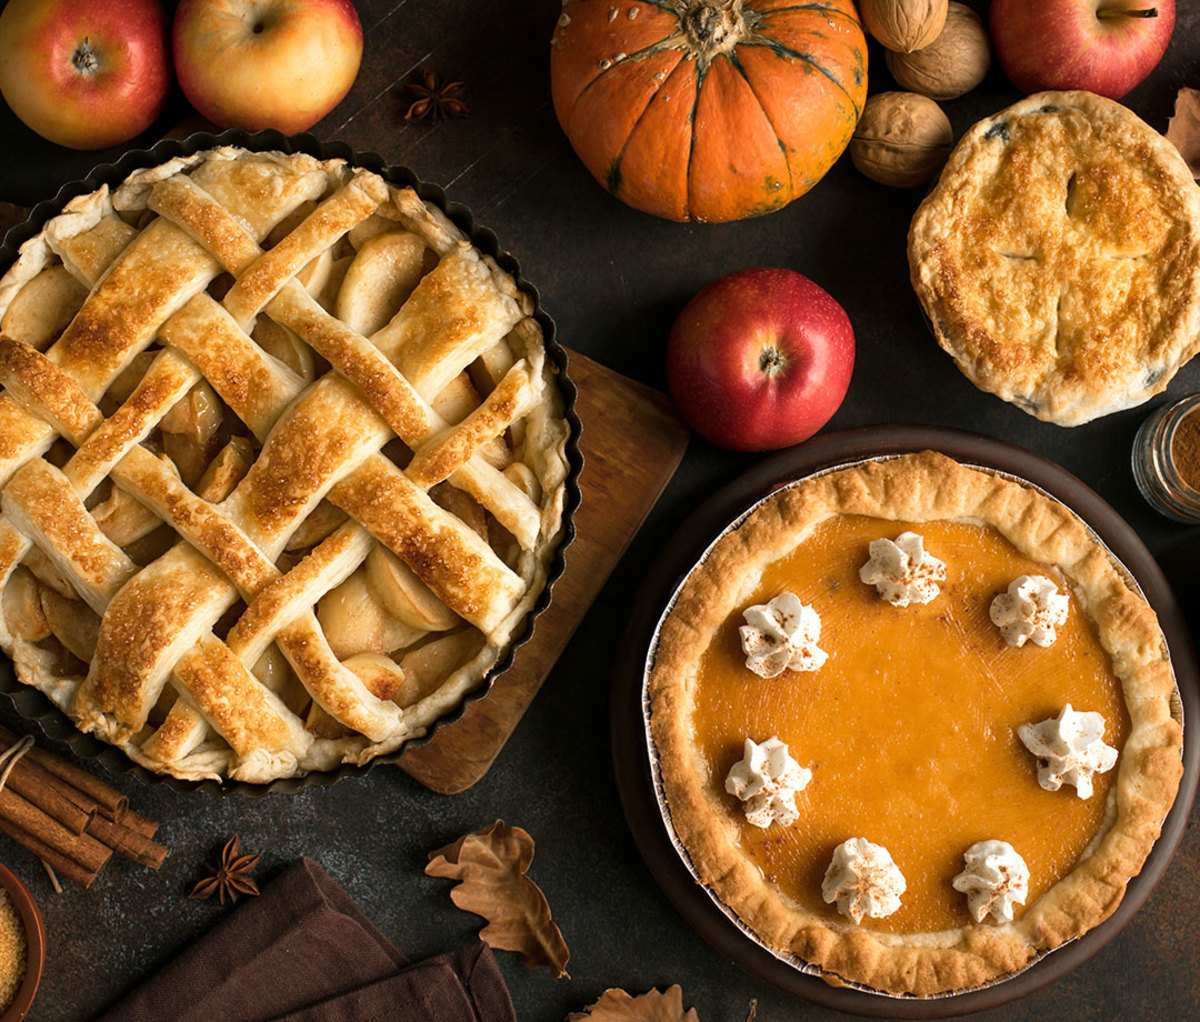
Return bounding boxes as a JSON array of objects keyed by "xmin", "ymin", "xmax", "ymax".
[{"xmin": 683, "ymin": 0, "xmax": 750, "ymax": 64}]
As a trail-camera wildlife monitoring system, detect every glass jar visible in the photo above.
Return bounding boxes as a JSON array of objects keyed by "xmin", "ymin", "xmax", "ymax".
[{"xmin": 1132, "ymin": 393, "xmax": 1200, "ymax": 524}]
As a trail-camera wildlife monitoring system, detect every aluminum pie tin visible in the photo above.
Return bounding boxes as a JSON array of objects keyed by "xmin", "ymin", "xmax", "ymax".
[
  {"xmin": 618, "ymin": 426, "xmax": 1197, "ymax": 1016},
  {"xmin": 0, "ymin": 129, "xmax": 583, "ymax": 795}
]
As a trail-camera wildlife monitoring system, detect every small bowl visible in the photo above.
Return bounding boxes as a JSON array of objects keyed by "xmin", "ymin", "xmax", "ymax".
[
  {"xmin": 1132, "ymin": 393, "xmax": 1200, "ymax": 524},
  {"xmin": 0, "ymin": 863, "xmax": 45, "ymax": 1022}
]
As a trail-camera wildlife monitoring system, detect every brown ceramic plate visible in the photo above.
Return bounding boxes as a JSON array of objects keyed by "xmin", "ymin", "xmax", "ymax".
[
  {"xmin": 612, "ymin": 425, "xmax": 1198, "ymax": 1016},
  {"xmin": 0, "ymin": 863, "xmax": 44, "ymax": 1022}
]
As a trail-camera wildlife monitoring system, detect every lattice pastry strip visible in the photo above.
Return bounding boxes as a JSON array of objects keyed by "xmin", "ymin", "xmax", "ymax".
[
  {"xmin": 150, "ymin": 174, "xmax": 544, "ymax": 547},
  {"xmin": 36, "ymin": 219, "xmax": 516, "ymax": 772},
  {"xmin": 0, "ymin": 449, "xmax": 316, "ymax": 780},
  {"xmin": 0, "ymin": 148, "xmax": 571, "ymax": 782},
  {"xmin": 79, "ymin": 378, "xmax": 425, "ymax": 752}
]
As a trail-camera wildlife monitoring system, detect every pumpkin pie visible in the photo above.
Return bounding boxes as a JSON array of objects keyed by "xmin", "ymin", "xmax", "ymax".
[
  {"xmin": 648, "ymin": 452, "xmax": 1183, "ymax": 996},
  {"xmin": 908, "ymin": 91, "xmax": 1200, "ymax": 426}
]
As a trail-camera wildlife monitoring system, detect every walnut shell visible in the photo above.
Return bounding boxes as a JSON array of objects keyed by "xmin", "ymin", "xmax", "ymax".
[
  {"xmin": 849, "ymin": 92, "xmax": 953, "ymax": 188},
  {"xmin": 860, "ymin": 0, "xmax": 948, "ymax": 53},
  {"xmin": 886, "ymin": 3, "xmax": 990, "ymax": 100}
]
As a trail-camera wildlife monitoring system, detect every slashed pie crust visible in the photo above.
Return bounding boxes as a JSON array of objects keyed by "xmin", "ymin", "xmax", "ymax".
[
  {"xmin": 908, "ymin": 91, "xmax": 1200, "ymax": 427},
  {"xmin": 647, "ymin": 452, "xmax": 1183, "ymax": 996},
  {"xmin": 0, "ymin": 148, "xmax": 572, "ymax": 783}
]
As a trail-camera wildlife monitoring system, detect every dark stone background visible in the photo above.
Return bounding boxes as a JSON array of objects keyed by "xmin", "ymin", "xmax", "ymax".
[{"xmin": 0, "ymin": 1, "xmax": 1197, "ymax": 1019}]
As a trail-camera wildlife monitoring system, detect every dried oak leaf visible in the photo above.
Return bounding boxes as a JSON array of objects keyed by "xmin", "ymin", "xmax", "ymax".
[
  {"xmin": 426, "ymin": 820, "xmax": 569, "ymax": 978},
  {"xmin": 567, "ymin": 985, "xmax": 700, "ymax": 1021},
  {"xmin": 1165, "ymin": 87, "xmax": 1200, "ymax": 178}
]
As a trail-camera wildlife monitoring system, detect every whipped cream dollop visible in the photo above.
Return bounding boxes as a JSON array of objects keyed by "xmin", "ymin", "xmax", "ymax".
[
  {"xmin": 952, "ymin": 840, "xmax": 1030, "ymax": 924},
  {"xmin": 990, "ymin": 575, "xmax": 1069, "ymax": 648},
  {"xmin": 821, "ymin": 837, "xmax": 906, "ymax": 924},
  {"xmin": 1018, "ymin": 704, "xmax": 1118, "ymax": 799},
  {"xmin": 725, "ymin": 736, "xmax": 812, "ymax": 829},
  {"xmin": 859, "ymin": 531, "xmax": 946, "ymax": 606},
  {"xmin": 739, "ymin": 592, "xmax": 828, "ymax": 679}
]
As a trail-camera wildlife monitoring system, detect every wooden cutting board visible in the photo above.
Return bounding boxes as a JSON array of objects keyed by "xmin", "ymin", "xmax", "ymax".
[{"xmin": 396, "ymin": 351, "xmax": 689, "ymax": 793}]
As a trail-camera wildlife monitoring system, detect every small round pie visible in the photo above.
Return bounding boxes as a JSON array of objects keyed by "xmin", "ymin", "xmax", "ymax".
[
  {"xmin": 0, "ymin": 147, "xmax": 573, "ymax": 784},
  {"xmin": 908, "ymin": 91, "xmax": 1200, "ymax": 427},
  {"xmin": 647, "ymin": 451, "xmax": 1183, "ymax": 996}
]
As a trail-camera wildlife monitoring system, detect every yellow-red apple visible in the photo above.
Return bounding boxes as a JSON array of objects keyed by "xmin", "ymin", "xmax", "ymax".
[
  {"xmin": 173, "ymin": 0, "xmax": 363, "ymax": 134},
  {"xmin": 990, "ymin": 0, "xmax": 1175, "ymax": 99},
  {"xmin": 0, "ymin": 0, "xmax": 170, "ymax": 150},
  {"xmin": 666, "ymin": 268, "xmax": 855, "ymax": 452}
]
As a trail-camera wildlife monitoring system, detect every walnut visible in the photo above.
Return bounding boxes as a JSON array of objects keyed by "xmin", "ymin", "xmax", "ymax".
[
  {"xmin": 849, "ymin": 92, "xmax": 953, "ymax": 188},
  {"xmin": 886, "ymin": 2, "xmax": 990, "ymax": 100},
  {"xmin": 860, "ymin": 0, "xmax": 948, "ymax": 53}
]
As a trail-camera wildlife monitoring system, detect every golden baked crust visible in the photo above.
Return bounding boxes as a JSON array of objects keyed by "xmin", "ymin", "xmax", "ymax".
[
  {"xmin": 0, "ymin": 148, "xmax": 571, "ymax": 783},
  {"xmin": 648, "ymin": 451, "xmax": 1183, "ymax": 996},
  {"xmin": 908, "ymin": 91, "xmax": 1200, "ymax": 427}
]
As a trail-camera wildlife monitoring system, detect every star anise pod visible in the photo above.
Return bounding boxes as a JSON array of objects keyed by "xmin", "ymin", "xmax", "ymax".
[
  {"xmin": 404, "ymin": 68, "xmax": 468, "ymax": 122},
  {"xmin": 189, "ymin": 835, "xmax": 261, "ymax": 905}
]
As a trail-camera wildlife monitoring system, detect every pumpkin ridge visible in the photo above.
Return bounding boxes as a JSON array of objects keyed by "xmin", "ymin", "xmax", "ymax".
[
  {"xmin": 760, "ymin": 2, "xmax": 856, "ymax": 16},
  {"xmin": 727, "ymin": 50, "xmax": 795, "ymax": 199},
  {"xmin": 741, "ymin": 36, "xmax": 863, "ymax": 118},
  {"xmin": 683, "ymin": 62, "xmax": 706, "ymax": 221},
  {"xmin": 606, "ymin": 51, "xmax": 691, "ymax": 207},
  {"xmin": 567, "ymin": 37, "xmax": 687, "ymax": 118},
  {"xmin": 762, "ymin": 6, "xmax": 865, "ymax": 38}
]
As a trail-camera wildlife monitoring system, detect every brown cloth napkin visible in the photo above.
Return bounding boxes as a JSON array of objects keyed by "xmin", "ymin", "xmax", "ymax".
[{"xmin": 96, "ymin": 857, "xmax": 515, "ymax": 1022}]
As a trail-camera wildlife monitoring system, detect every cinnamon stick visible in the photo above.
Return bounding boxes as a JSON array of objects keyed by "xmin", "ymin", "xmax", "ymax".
[
  {"xmin": 120, "ymin": 810, "xmax": 159, "ymax": 840},
  {"xmin": 0, "ymin": 761, "xmax": 94, "ymax": 835},
  {"xmin": 0, "ymin": 725, "xmax": 128, "ymax": 821},
  {"xmin": 19, "ymin": 760, "xmax": 103, "ymax": 819},
  {"xmin": 0, "ymin": 821, "xmax": 105, "ymax": 889},
  {"xmin": 86, "ymin": 814, "xmax": 168, "ymax": 869},
  {"xmin": 0, "ymin": 787, "xmax": 112, "ymax": 876},
  {"xmin": 0, "ymin": 726, "xmax": 113, "ymax": 826}
]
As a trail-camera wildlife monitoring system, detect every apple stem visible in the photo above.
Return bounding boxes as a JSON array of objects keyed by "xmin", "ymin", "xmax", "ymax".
[
  {"xmin": 1095, "ymin": 7, "xmax": 1158, "ymax": 19},
  {"xmin": 72, "ymin": 38, "xmax": 100, "ymax": 75},
  {"xmin": 759, "ymin": 348, "xmax": 786, "ymax": 376}
]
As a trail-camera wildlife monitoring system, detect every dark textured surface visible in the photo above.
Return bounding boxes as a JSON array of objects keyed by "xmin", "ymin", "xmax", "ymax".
[{"xmin": 0, "ymin": 1, "xmax": 1197, "ymax": 1020}]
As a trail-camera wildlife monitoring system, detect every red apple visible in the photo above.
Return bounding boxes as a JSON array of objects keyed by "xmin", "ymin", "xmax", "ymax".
[
  {"xmin": 0, "ymin": 0, "xmax": 170, "ymax": 150},
  {"xmin": 666, "ymin": 268, "xmax": 855, "ymax": 452},
  {"xmin": 990, "ymin": 0, "xmax": 1175, "ymax": 99},
  {"xmin": 173, "ymin": 0, "xmax": 363, "ymax": 134}
]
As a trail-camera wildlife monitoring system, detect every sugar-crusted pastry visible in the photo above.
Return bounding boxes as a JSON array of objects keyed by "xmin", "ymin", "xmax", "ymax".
[
  {"xmin": 0, "ymin": 148, "xmax": 573, "ymax": 783},
  {"xmin": 909, "ymin": 91, "xmax": 1200, "ymax": 426}
]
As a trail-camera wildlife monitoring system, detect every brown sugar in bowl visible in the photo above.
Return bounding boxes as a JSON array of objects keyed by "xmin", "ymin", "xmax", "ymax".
[{"xmin": 0, "ymin": 864, "xmax": 44, "ymax": 1022}]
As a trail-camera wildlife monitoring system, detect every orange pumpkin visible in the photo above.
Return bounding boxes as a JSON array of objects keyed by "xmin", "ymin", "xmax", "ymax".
[{"xmin": 550, "ymin": 0, "xmax": 868, "ymax": 223}]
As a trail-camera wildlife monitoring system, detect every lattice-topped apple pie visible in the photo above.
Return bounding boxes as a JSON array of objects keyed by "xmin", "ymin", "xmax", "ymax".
[{"xmin": 0, "ymin": 147, "xmax": 573, "ymax": 783}]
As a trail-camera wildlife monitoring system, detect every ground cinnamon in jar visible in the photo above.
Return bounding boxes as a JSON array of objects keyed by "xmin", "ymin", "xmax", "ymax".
[
  {"xmin": 0, "ymin": 886, "xmax": 26, "ymax": 1011},
  {"xmin": 1172, "ymin": 408, "xmax": 1200, "ymax": 491}
]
